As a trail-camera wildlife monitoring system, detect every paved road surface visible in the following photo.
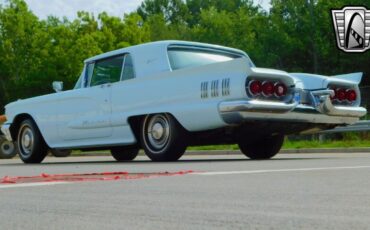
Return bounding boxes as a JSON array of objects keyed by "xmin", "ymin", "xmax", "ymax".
[{"xmin": 1, "ymin": 153, "xmax": 370, "ymax": 230}]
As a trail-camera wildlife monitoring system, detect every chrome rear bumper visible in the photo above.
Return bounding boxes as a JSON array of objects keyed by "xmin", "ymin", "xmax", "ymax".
[
  {"xmin": 219, "ymin": 90, "xmax": 367, "ymax": 125},
  {"xmin": 314, "ymin": 92, "xmax": 367, "ymax": 117},
  {"xmin": 219, "ymin": 100, "xmax": 298, "ymax": 114}
]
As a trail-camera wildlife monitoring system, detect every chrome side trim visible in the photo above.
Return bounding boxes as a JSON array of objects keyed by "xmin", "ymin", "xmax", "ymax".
[
  {"xmin": 1, "ymin": 123, "xmax": 13, "ymax": 141},
  {"xmin": 201, "ymin": 82, "xmax": 208, "ymax": 98},
  {"xmin": 222, "ymin": 78, "xmax": 230, "ymax": 96},
  {"xmin": 211, "ymin": 80, "xmax": 219, "ymax": 97}
]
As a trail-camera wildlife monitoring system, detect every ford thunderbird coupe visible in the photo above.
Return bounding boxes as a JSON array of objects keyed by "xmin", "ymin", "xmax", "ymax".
[{"xmin": 1, "ymin": 41, "xmax": 367, "ymax": 163}]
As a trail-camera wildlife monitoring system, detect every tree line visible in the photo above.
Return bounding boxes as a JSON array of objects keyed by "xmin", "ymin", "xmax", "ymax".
[{"xmin": 0, "ymin": 0, "xmax": 369, "ymax": 111}]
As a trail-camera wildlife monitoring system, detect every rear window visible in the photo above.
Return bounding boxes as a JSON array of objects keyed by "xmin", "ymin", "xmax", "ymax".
[{"xmin": 168, "ymin": 47, "xmax": 242, "ymax": 71}]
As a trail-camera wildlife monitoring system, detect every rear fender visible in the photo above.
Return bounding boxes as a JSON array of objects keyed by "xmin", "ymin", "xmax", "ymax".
[{"xmin": 330, "ymin": 72, "xmax": 363, "ymax": 85}]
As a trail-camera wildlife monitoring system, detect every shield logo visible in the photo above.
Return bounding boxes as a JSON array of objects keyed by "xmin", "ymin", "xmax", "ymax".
[{"xmin": 331, "ymin": 6, "xmax": 370, "ymax": 53}]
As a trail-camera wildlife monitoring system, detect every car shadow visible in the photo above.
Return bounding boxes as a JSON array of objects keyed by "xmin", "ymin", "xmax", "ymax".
[{"xmin": 1, "ymin": 156, "xmax": 331, "ymax": 166}]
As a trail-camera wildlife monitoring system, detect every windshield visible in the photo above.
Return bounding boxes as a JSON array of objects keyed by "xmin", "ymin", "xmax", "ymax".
[
  {"xmin": 74, "ymin": 75, "xmax": 83, "ymax": 89},
  {"xmin": 168, "ymin": 47, "xmax": 243, "ymax": 71}
]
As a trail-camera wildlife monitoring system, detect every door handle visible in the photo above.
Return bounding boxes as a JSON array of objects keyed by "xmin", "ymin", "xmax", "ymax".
[{"xmin": 100, "ymin": 84, "xmax": 111, "ymax": 88}]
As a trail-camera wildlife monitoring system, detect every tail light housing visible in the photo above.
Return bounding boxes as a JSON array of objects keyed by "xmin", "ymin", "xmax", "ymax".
[
  {"xmin": 248, "ymin": 79, "xmax": 288, "ymax": 99},
  {"xmin": 329, "ymin": 86, "xmax": 357, "ymax": 104}
]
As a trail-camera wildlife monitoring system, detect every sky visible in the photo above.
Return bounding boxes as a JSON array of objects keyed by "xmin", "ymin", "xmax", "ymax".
[{"xmin": 1, "ymin": 0, "xmax": 271, "ymax": 20}]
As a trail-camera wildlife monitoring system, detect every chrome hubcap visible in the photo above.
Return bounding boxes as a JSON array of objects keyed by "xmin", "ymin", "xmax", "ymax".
[
  {"xmin": 152, "ymin": 123, "xmax": 164, "ymax": 140},
  {"xmin": 23, "ymin": 134, "xmax": 31, "ymax": 148},
  {"xmin": 20, "ymin": 127, "xmax": 34, "ymax": 157},
  {"xmin": 146, "ymin": 115, "xmax": 170, "ymax": 152},
  {"xmin": 1, "ymin": 140, "xmax": 15, "ymax": 156}
]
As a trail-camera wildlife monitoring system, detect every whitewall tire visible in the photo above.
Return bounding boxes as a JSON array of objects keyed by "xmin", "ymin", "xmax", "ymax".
[
  {"xmin": 140, "ymin": 114, "xmax": 187, "ymax": 162},
  {"xmin": 17, "ymin": 119, "xmax": 48, "ymax": 163}
]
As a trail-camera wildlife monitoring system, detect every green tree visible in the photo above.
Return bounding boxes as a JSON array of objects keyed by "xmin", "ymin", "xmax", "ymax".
[
  {"xmin": 137, "ymin": 0, "xmax": 189, "ymax": 24},
  {"xmin": 0, "ymin": 0, "xmax": 48, "ymax": 104}
]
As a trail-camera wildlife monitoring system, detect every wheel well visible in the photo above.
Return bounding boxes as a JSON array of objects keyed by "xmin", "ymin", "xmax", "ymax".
[
  {"xmin": 9, "ymin": 114, "xmax": 34, "ymax": 141},
  {"xmin": 127, "ymin": 115, "xmax": 145, "ymax": 146},
  {"xmin": 127, "ymin": 113, "xmax": 188, "ymax": 146}
]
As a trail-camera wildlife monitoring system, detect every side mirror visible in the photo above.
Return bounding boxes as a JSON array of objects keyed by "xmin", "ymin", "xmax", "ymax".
[{"xmin": 52, "ymin": 81, "xmax": 63, "ymax": 92}]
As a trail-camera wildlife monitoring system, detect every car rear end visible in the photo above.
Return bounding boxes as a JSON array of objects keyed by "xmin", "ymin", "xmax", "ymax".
[{"xmin": 219, "ymin": 69, "xmax": 366, "ymax": 133}]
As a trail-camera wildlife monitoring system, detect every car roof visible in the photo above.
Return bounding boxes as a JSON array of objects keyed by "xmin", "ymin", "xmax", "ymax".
[{"xmin": 84, "ymin": 40, "xmax": 247, "ymax": 63}]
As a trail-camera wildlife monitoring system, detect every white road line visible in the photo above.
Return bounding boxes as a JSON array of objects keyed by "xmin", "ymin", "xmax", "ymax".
[
  {"xmin": 192, "ymin": 165, "xmax": 370, "ymax": 176},
  {"xmin": 0, "ymin": 181, "xmax": 70, "ymax": 189}
]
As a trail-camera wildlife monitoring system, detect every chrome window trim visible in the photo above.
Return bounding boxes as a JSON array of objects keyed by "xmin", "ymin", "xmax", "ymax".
[
  {"xmin": 86, "ymin": 62, "xmax": 95, "ymax": 88},
  {"xmin": 119, "ymin": 55, "xmax": 127, "ymax": 81},
  {"xmin": 119, "ymin": 53, "xmax": 136, "ymax": 82},
  {"xmin": 168, "ymin": 45, "xmax": 246, "ymax": 58}
]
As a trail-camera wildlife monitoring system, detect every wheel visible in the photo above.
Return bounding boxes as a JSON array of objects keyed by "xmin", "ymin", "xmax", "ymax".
[
  {"xmin": 140, "ymin": 114, "xmax": 187, "ymax": 162},
  {"xmin": 238, "ymin": 135, "xmax": 284, "ymax": 160},
  {"xmin": 0, "ymin": 136, "xmax": 18, "ymax": 159},
  {"xmin": 50, "ymin": 149, "xmax": 72, "ymax": 158},
  {"xmin": 17, "ymin": 119, "xmax": 48, "ymax": 163},
  {"xmin": 110, "ymin": 147, "xmax": 139, "ymax": 162}
]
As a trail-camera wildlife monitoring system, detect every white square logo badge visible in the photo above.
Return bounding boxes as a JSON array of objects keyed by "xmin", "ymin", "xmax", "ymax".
[{"xmin": 331, "ymin": 6, "xmax": 370, "ymax": 53}]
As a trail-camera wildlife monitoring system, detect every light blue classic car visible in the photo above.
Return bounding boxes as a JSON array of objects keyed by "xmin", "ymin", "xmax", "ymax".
[{"xmin": 1, "ymin": 41, "xmax": 367, "ymax": 163}]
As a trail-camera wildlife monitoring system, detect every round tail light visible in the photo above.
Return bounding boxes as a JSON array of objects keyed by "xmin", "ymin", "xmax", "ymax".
[
  {"xmin": 249, "ymin": 80, "xmax": 262, "ymax": 95},
  {"xmin": 336, "ymin": 89, "xmax": 346, "ymax": 101},
  {"xmin": 274, "ymin": 83, "xmax": 287, "ymax": 97},
  {"xmin": 262, "ymin": 81, "xmax": 274, "ymax": 96},
  {"xmin": 346, "ymin": 89, "xmax": 357, "ymax": 102}
]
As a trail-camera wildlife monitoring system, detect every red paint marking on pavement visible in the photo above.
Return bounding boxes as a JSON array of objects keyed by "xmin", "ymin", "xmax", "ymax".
[
  {"xmin": 0, "ymin": 170, "xmax": 194, "ymax": 184},
  {"xmin": 1, "ymin": 176, "xmax": 16, "ymax": 184}
]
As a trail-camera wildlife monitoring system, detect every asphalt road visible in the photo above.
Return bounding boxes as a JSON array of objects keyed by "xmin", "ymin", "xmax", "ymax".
[{"xmin": 1, "ymin": 152, "xmax": 370, "ymax": 230}]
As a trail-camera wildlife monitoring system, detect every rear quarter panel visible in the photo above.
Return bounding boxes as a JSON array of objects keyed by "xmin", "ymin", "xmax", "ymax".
[{"xmin": 111, "ymin": 58, "xmax": 251, "ymax": 132}]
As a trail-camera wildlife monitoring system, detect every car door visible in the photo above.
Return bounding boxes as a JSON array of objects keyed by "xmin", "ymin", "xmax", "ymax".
[
  {"xmin": 57, "ymin": 55, "xmax": 125, "ymax": 144},
  {"xmin": 109, "ymin": 53, "xmax": 138, "ymax": 144}
]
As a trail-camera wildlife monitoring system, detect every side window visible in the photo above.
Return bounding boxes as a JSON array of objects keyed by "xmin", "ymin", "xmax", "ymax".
[
  {"xmin": 90, "ymin": 55, "xmax": 124, "ymax": 87},
  {"xmin": 121, "ymin": 54, "xmax": 135, "ymax": 81}
]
